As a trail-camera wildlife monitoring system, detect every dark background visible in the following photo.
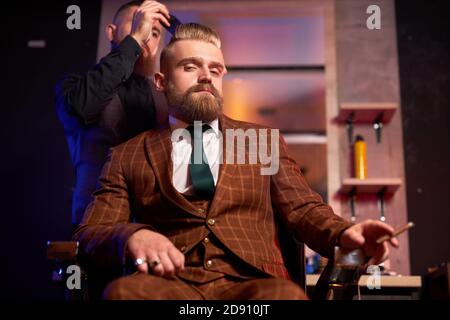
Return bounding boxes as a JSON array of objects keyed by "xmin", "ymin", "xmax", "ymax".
[
  {"xmin": 1, "ymin": 0, "xmax": 102, "ymax": 299},
  {"xmin": 0, "ymin": 0, "xmax": 449, "ymax": 299},
  {"xmin": 396, "ymin": 0, "xmax": 450, "ymax": 275}
]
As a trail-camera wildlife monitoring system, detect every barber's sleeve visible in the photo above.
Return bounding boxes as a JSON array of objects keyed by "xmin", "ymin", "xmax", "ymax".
[
  {"xmin": 270, "ymin": 134, "xmax": 353, "ymax": 258},
  {"xmin": 72, "ymin": 146, "xmax": 155, "ymax": 268},
  {"xmin": 55, "ymin": 36, "xmax": 142, "ymax": 124}
]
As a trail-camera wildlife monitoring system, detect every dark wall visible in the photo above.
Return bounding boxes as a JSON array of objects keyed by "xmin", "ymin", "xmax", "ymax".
[
  {"xmin": 1, "ymin": 0, "xmax": 101, "ymax": 299},
  {"xmin": 396, "ymin": 0, "xmax": 450, "ymax": 275}
]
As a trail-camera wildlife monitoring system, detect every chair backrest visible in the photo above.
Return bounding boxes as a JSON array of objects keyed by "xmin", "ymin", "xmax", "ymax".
[{"xmin": 275, "ymin": 214, "xmax": 306, "ymax": 291}]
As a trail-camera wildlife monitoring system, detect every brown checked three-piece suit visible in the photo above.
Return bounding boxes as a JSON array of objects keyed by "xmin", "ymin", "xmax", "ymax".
[{"xmin": 73, "ymin": 115, "xmax": 353, "ymax": 299}]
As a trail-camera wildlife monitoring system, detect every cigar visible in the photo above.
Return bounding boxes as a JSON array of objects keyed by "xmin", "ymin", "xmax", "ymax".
[{"xmin": 376, "ymin": 221, "xmax": 414, "ymax": 244}]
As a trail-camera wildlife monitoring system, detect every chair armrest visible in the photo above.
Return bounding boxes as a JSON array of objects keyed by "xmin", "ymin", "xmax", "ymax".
[
  {"xmin": 46, "ymin": 241, "xmax": 90, "ymax": 300},
  {"xmin": 47, "ymin": 241, "xmax": 79, "ymax": 262},
  {"xmin": 47, "ymin": 241, "xmax": 80, "ymax": 283}
]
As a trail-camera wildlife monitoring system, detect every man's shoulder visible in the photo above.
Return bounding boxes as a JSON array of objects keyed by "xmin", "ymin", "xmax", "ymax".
[{"xmin": 110, "ymin": 129, "xmax": 157, "ymax": 155}]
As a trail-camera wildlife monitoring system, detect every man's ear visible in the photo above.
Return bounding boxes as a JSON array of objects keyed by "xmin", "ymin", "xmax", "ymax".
[
  {"xmin": 106, "ymin": 24, "xmax": 116, "ymax": 42},
  {"xmin": 154, "ymin": 72, "xmax": 166, "ymax": 92}
]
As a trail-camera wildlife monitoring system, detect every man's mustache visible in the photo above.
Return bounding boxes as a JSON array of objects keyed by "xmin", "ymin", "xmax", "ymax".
[{"xmin": 186, "ymin": 84, "xmax": 221, "ymax": 99}]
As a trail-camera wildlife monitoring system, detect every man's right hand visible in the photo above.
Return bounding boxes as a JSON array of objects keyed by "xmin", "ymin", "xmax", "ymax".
[
  {"xmin": 130, "ymin": 1, "xmax": 170, "ymax": 47},
  {"xmin": 126, "ymin": 229, "xmax": 185, "ymax": 277}
]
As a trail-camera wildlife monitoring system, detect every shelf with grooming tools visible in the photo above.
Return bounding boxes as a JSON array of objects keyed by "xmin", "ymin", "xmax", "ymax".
[{"xmin": 337, "ymin": 102, "xmax": 402, "ymax": 222}]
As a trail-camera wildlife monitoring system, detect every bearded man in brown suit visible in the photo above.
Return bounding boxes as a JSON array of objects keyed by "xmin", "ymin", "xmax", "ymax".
[{"xmin": 73, "ymin": 23, "xmax": 399, "ymax": 300}]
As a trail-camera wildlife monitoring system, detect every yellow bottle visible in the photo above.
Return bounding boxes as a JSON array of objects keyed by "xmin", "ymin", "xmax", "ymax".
[{"xmin": 354, "ymin": 135, "xmax": 367, "ymax": 179}]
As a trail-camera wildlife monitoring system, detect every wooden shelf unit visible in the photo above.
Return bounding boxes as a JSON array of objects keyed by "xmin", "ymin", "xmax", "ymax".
[
  {"xmin": 339, "ymin": 178, "xmax": 402, "ymax": 194},
  {"xmin": 337, "ymin": 102, "xmax": 398, "ymax": 124}
]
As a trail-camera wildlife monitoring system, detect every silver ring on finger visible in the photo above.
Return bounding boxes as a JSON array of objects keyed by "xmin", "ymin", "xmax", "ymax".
[{"xmin": 134, "ymin": 258, "xmax": 147, "ymax": 266}]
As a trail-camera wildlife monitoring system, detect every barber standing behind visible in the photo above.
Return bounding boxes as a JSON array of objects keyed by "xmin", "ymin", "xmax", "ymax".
[{"xmin": 56, "ymin": 1, "xmax": 170, "ymax": 225}]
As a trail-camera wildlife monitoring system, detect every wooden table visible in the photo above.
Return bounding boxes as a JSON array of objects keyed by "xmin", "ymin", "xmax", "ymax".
[{"xmin": 306, "ymin": 275, "xmax": 422, "ymax": 300}]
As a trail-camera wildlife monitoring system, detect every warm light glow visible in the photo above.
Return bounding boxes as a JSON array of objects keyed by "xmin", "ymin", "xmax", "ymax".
[{"xmin": 223, "ymin": 78, "xmax": 250, "ymax": 121}]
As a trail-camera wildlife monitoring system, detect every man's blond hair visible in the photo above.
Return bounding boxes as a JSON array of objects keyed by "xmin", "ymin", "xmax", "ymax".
[{"xmin": 160, "ymin": 23, "xmax": 222, "ymax": 72}]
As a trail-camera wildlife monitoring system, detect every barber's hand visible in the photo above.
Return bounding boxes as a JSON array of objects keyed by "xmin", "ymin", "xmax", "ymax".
[
  {"xmin": 339, "ymin": 219, "xmax": 399, "ymax": 265},
  {"xmin": 126, "ymin": 229, "xmax": 185, "ymax": 277},
  {"xmin": 130, "ymin": 1, "xmax": 170, "ymax": 47}
]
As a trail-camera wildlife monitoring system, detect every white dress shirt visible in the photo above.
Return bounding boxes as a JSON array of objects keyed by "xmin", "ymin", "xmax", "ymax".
[{"xmin": 169, "ymin": 115, "xmax": 220, "ymax": 195}]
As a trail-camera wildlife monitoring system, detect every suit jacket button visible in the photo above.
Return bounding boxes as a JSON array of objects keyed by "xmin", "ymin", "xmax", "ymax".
[
  {"xmin": 206, "ymin": 260, "xmax": 213, "ymax": 267},
  {"xmin": 203, "ymin": 237, "xmax": 209, "ymax": 244},
  {"xmin": 180, "ymin": 246, "xmax": 187, "ymax": 252},
  {"xmin": 207, "ymin": 219, "xmax": 215, "ymax": 226}
]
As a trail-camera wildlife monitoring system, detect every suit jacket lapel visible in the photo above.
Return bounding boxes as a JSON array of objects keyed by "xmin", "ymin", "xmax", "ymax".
[
  {"xmin": 144, "ymin": 125, "xmax": 202, "ymax": 217},
  {"xmin": 209, "ymin": 115, "xmax": 237, "ymax": 215}
]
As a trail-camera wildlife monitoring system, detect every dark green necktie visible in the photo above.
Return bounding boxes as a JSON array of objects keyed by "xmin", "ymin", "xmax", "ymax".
[{"xmin": 186, "ymin": 124, "xmax": 215, "ymax": 198}]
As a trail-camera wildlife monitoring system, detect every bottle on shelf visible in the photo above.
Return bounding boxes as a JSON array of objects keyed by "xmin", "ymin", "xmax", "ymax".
[{"xmin": 354, "ymin": 135, "xmax": 367, "ymax": 179}]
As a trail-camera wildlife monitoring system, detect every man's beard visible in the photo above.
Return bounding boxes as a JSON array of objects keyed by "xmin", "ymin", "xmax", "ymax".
[{"xmin": 166, "ymin": 82, "xmax": 223, "ymax": 123}]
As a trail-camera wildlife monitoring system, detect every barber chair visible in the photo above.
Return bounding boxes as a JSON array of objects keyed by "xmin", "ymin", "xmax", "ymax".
[{"xmin": 47, "ymin": 219, "xmax": 365, "ymax": 300}]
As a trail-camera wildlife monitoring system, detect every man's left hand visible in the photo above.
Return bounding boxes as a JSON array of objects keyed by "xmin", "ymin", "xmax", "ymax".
[{"xmin": 339, "ymin": 219, "xmax": 400, "ymax": 265}]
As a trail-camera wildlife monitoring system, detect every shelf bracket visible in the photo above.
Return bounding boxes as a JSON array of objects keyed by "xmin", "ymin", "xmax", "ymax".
[
  {"xmin": 349, "ymin": 187, "xmax": 357, "ymax": 222},
  {"xmin": 373, "ymin": 112, "xmax": 384, "ymax": 144},
  {"xmin": 346, "ymin": 112, "xmax": 355, "ymax": 144},
  {"xmin": 377, "ymin": 187, "xmax": 387, "ymax": 221}
]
